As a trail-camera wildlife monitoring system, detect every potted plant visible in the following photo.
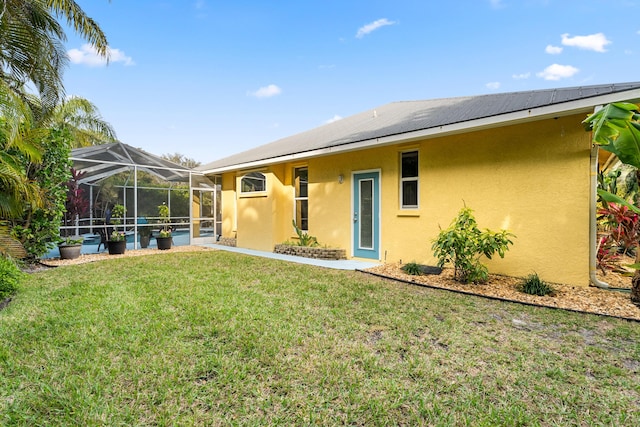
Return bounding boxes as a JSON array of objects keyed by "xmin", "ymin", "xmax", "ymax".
[
  {"xmin": 107, "ymin": 230, "xmax": 127, "ymax": 255},
  {"xmin": 58, "ymin": 236, "xmax": 83, "ymax": 260},
  {"xmin": 156, "ymin": 202, "xmax": 172, "ymax": 250}
]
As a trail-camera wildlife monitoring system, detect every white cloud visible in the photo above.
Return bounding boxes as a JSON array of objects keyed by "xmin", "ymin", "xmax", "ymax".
[
  {"xmin": 545, "ymin": 45, "xmax": 563, "ymax": 54},
  {"xmin": 325, "ymin": 115, "xmax": 343, "ymax": 124},
  {"xmin": 561, "ymin": 33, "xmax": 611, "ymax": 52},
  {"xmin": 356, "ymin": 18, "xmax": 396, "ymax": 38},
  {"xmin": 194, "ymin": 0, "xmax": 206, "ymax": 9},
  {"xmin": 485, "ymin": 82, "xmax": 501, "ymax": 90},
  {"xmin": 68, "ymin": 44, "xmax": 134, "ymax": 67},
  {"xmin": 512, "ymin": 72, "xmax": 531, "ymax": 80},
  {"xmin": 536, "ymin": 64, "xmax": 579, "ymax": 80},
  {"xmin": 248, "ymin": 84, "xmax": 282, "ymax": 98},
  {"xmin": 489, "ymin": 0, "xmax": 505, "ymax": 9}
]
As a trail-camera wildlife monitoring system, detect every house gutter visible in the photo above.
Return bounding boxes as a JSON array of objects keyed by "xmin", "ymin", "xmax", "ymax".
[{"xmin": 590, "ymin": 144, "xmax": 611, "ymax": 289}]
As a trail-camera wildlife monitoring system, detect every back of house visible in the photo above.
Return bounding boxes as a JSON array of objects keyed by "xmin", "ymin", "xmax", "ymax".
[{"xmin": 198, "ymin": 82, "xmax": 640, "ymax": 287}]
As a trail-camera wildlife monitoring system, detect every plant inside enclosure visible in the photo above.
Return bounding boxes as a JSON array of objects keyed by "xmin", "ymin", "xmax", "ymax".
[
  {"xmin": 401, "ymin": 261, "xmax": 422, "ymax": 276},
  {"xmin": 158, "ymin": 202, "xmax": 171, "ymax": 236},
  {"xmin": 292, "ymin": 220, "xmax": 318, "ymax": 247},
  {"xmin": 518, "ymin": 272, "xmax": 555, "ymax": 296},
  {"xmin": 63, "ymin": 168, "xmax": 89, "ymax": 232},
  {"xmin": 0, "ymin": 256, "xmax": 22, "ymax": 301},
  {"xmin": 109, "ymin": 204, "xmax": 126, "ymax": 225},
  {"xmin": 109, "ymin": 231, "xmax": 125, "ymax": 242},
  {"xmin": 432, "ymin": 206, "xmax": 515, "ymax": 284}
]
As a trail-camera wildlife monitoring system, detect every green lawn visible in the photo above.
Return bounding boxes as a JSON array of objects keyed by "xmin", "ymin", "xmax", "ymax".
[{"xmin": 1, "ymin": 251, "xmax": 639, "ymax": 426}]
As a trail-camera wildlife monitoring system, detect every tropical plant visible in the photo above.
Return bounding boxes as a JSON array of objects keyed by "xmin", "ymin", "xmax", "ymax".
[
  {"xmin": 9, "ymin": 127, "xmax": 71, "ymax": 259},
  {"xmin": 596, "ymin": 235, "xmax": 621, "ymax": 274},
  {"xmin": 58, "ymin": 236, "xmax": 83, "ymax": 246},
  {"xmin": 597, "ymin": 202, "xmax": 640, "ymax": 255},
  {"xmin": 0, "ymin": 0, "xmax": 110, "ymax": 115},
  {"xmin": 63, "ymin": 168, "xmax": 89, "ymax": 229},
  {"xmin": 432, "ymin": 206, "xmax": 515, "ymax": 284},
  {"xmin": 292, "ymin": 220, "xmax": 318, "ymax": 247},
  {"xmin": 48, "ymin": 96, "xmax": 116, "ymax": 147},
  {"xmin": 583, "ymin": 102, "xmax": 640, "ymax": 305}
]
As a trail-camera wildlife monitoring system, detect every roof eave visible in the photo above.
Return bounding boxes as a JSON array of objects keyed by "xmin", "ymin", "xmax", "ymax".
[{"xmin": 200, "ymin": 88, "xmax": 640, "ymax": 175}]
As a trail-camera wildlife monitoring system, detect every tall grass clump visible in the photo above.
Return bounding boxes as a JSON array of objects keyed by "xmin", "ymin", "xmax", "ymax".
[{"xmin": 518, "ymin": 272, "xmax": 554, "ymax": 296}]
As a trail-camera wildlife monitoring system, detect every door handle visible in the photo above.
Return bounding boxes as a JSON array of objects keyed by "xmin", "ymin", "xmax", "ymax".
[{"xmin": 353, "ymin": 212, "xmax": 358, "ymax": 222}]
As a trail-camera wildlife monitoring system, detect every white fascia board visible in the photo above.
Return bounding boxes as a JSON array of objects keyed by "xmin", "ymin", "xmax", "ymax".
[{"xmin": 202, "ymin": 89, "xmax": 640, "ymax": 175}]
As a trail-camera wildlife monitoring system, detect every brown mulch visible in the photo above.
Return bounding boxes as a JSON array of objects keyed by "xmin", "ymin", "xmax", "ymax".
[{"xmin": 363, "ymin": 263, "xmax": 640, "ymax": 321}]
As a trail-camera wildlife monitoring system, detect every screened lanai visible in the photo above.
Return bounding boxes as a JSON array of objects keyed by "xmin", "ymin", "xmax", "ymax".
[{"xmin": 64, "ymin": 142, "xmax": 220, "ymax": 250}]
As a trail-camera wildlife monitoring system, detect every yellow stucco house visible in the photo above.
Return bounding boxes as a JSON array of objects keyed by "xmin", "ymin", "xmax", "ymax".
[{"xmin": 198, "ymin": 82, "xmax": 640, "ymax": 287}]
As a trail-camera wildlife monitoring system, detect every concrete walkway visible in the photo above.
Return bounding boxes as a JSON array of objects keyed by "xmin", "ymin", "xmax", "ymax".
[{"xmin": 203, "ymin": 244, "xmax": 381, "ymax": 270}]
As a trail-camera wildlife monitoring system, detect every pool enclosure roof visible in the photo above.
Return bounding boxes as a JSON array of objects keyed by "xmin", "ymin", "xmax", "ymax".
[{"xmin": 70, "ymin": 142, "xmax": 192, "ymax": 185}]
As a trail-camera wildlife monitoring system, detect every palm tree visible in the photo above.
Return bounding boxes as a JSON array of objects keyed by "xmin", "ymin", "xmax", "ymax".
[
  {"xmin": 48, "ymin": 96, "xmax": 116, "ymax": 147},
  {"xmin": 0, "ymin": 0, "xmax": 109, "ymax": 115},
  {"xmin": 0, "ymin": 80, "xmax": 45, "ymax": 219}
]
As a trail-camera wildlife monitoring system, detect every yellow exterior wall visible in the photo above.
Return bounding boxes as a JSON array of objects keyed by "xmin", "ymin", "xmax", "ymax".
[{"xmin": 216, "ymin": 114, "xmax": 592, "ymax": 286}]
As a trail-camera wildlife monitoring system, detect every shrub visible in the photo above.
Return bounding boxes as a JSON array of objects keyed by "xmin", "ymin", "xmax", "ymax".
[
  {"xmin": 401, "ymin": 262, "xmax": 422, "ymax": 276},
  {"xmin": 598, "ymin": 202, "xmax": 640, "ymax": 255},
  {"xmin": 518, "ymin": 273, "xmax": 554, "ymax": 296},
  {"xmin": 292, "ymin": 220, "xmax": 319, "ymax": 247},
  {"xmin": 432, "ymin": 206, "xmax": 515, "ymax": 284},
  {"xmin": 0, "ymin": 256, "xmax": 23, "ymax": 301}
]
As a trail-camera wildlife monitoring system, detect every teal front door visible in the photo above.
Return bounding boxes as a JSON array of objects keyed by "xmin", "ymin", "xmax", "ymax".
[{"xmin": 353, "ymin": 171, "xmax": 380, "ymax": 259}]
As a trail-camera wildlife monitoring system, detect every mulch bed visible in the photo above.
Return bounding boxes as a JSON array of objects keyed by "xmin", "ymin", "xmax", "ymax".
[{"xmin": 362, "ymin": 263, "xmax": 640, "ymax": 322}]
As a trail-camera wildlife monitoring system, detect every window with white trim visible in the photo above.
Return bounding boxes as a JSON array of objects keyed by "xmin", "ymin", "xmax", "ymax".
[
  {"xmin": 240, "ymin": 171, "xmax": 266, "ymax": 194},
  {"xmin": 401, "ymin": 151, "xmax": 418, "ymax": 209},
  {"xmin": 294, "ymin": 167, "xmax": 308, "ymax": 230}
]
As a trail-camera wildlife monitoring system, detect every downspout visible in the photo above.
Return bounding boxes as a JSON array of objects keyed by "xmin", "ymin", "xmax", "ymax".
[{"xmin": 590, "ymin": 144, "xmax": 610, "ymax": 289}]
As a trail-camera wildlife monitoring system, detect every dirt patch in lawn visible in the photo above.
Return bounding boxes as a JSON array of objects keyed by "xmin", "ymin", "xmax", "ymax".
[{"xmin": 363, "ymin": 263, "xmax": 640, "ymax": 322}]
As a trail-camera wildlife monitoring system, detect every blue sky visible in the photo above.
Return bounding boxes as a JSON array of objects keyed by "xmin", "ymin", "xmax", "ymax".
[{"xmin": 62, "ymin": 0, "xmax": 640, "ymax": 163}]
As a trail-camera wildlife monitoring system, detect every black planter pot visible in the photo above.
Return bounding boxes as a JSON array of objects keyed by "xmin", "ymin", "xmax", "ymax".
[
  {"xmin": 156, "ymin": 236, "xmax": 172, "ymax": 250},
  {"xmin": 108, "ymin": 240, "xmax": 126, "ymax": 255},
  {"xmin": 59, "ymin": 244, "xmax": 82, "ymax": 260}
]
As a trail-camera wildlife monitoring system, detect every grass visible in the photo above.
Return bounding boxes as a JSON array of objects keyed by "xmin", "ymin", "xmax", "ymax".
[{"xmin": 1, "ymin": 251, "xmax": 639, "ymax": 426}]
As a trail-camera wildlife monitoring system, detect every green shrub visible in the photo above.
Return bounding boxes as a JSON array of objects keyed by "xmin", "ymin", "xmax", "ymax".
[
  {"xmin": 292, "ymin": 220, "xmax": 319, "ymax": 247},
  {"xmin": 0, "ymin": 256, "xmax": 23, "ymax": 300},
  {"xmin": 518, "ymin": 273, "xmax": 554, "ymax": 296},
  {"xmin": 432, "ymin": 206, "xmax": 515, "ymax": 284},
  {"xmin": 401, "ymin": 262, "xmax": 422, "ymax": 276}
]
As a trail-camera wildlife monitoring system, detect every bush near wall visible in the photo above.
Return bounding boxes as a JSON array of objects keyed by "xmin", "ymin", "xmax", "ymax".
[{"xmin": 274, "ymin": 244, "xmax": 346, "ymax": 260}]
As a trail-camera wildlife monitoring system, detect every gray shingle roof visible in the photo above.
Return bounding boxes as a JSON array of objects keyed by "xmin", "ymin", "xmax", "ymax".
[{"xmin": 198, "ymin": 82, "xmax": 640, "ymax": 173}]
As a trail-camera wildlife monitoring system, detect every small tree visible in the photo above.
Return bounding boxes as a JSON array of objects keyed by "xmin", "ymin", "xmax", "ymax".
[{"xmin": 432, "ymin": 206, "xmax": 515, "ymax": 283}]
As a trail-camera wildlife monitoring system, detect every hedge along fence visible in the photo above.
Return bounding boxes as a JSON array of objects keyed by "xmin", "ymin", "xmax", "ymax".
[{"xmin": 274, "ymin": 244, "xmax": 346, "ymax": 260}]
